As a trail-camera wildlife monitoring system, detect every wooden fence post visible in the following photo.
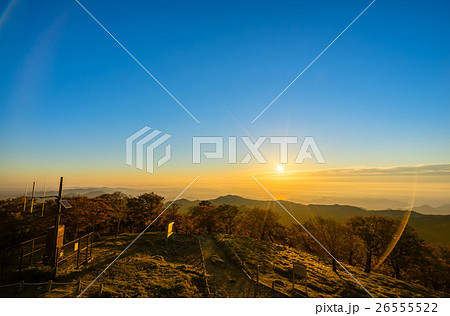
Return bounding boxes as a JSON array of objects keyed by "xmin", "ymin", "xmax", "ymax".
[
  {"xmin": 89, "ymin": 233, "xmax": 93, "ymax": 258},
  {"xmin": 291, "ymin": 264, "xmax": 295, "ymax": 297},
  {"xmin": 18, "ymin": 248, "xmax": 24, "ymax": 277},
  {"xmin": 30, "ymin": 239, "xmax": 35, "ymax": 264},
  {"xmin": 305, "ymin": 275, "xmax": 308, "ymax": 296},
  {"xmin": 18, "ymin": 280, "xmax": 24, "ymax": 294},
  {"xmin": 98, "ymin": 284, "xmax": 103, "ymax": 297},
  {"xmin": 53, "ymin": 249, "xmax": 59, "ymax": 279},
  {"xmin": 0, "ymin": 248, "xmax": 3, "ymax": 281},
  {"xmin": 85, "ymin": 235, "xmax": 89, "ymax": 263},
  {"xmin": 48, "ymin": 280, "xmax": 53, "ymax": 292},
  {"xmin": 254, "ymin": 264, "xmax": 260, "ymax": 297},
  {"xmin": 77, "ymin": 279, "xmax": 81, "ymax": 293}
]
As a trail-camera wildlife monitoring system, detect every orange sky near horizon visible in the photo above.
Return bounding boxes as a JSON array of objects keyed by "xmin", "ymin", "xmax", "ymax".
[{"xmin": 2, "ymin": 162, "xmax": 449, "ymax": 209}]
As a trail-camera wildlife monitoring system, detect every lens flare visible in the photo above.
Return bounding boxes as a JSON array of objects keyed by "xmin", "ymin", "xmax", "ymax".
[
  {"xmin": 374, "ymin": 172, "xmax": 418, "ymax": 269},
  {"xmin": 0, "ymin": 0, "xmax": 16, "ymax": 32}
]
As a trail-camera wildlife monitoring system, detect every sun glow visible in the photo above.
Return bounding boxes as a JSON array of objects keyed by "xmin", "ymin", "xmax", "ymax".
[{"xmin": 276, "ymin": 165, "xmax": 284, "ymax": 173}]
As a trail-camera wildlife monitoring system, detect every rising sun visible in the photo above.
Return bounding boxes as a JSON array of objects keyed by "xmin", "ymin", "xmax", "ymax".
[{"xmin": 276, "ymin": 165, "xmax": 284, "ymax": 172}]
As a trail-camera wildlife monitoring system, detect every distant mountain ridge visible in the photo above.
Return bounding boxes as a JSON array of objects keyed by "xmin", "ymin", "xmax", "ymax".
[
  {"xmin": 2, "ymin": 188, "xmax": 448, "ymax": 244},
  {"xmin": 2, "ymin": 188, "xmax": 449, "ymax": 214},
  {"xmin": 0, "ymin": 187, "xmax": 156, "ymax": 199},
  {"xmin": 413, "ymin": 204, "xmax": 450, "ymax": 215}
]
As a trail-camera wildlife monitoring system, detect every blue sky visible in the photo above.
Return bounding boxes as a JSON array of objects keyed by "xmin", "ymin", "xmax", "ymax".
[{"xmin": 0, "ymin": 0, "xmax": 449, "ymax": 203}]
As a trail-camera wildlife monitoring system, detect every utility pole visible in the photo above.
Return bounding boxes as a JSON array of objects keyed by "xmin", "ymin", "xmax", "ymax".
[
  {"xmin": 30, "ymin": 181, "xmax": 36, "ymax": 213},
  {"xmin": 41, "ymin": 179, "xmax": 47, "ymax": 216},
  {"xmin": 31, "ymin": 177, "xmax": 71, "ymax": 270},
  {"xmin": 51, "ymin": 177, "xmax": 64, "ymax": 269},
  {"xmin": 56, "ymin": 177, "xmax": 63, "ymax": 225},
  {"xmin": 23, "ymin": 183, "xmax": 28, "ymax": 213}
]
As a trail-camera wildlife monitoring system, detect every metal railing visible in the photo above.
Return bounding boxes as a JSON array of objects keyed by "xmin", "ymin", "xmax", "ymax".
[
  {"xmin": 0, "ymin": 235, "xmax": 47, "ymax": 280},
  {"xmin": 0, "ymin": 232, "xmax": 93, "ymax": 281},
  {"xmin": 57, "ymin": 232, "xmax": 93, "ymax": 269}
]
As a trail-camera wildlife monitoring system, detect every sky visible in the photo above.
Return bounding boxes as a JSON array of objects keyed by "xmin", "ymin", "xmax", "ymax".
[{"xmin": 0, "ymin": 0, "xmax": 449, "ymax": 207}]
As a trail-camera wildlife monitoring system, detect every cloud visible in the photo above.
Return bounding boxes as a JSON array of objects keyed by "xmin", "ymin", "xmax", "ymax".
[
  {"xmin": 263, "ymin": 163, "xmax": 450, "ymax": 177},
  {"xmin": 325, "ymin": 164, "xmax": 450, "ymax": 176}
]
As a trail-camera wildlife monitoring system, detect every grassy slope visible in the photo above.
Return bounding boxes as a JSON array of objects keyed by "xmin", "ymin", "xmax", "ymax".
[
  {"xmin": 4, "ymin": 233, "xmax": 445, "ymax": 298},
  {"xmin": 3, "ymin": 233, "xmax": 207, "ymax": 298},
  {"xmin": 214, "ymin": 234, "xmax": 446, "ymax": 298},
  {"xmin": 68, "ymin": 233, "xmax": 207, "ymax": 298}
]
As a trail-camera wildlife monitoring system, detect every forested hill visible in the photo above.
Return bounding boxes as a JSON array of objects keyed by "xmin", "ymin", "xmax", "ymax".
[{"xmin": 171, "ymin": 195, "xmax": 450, "ymax": 244}]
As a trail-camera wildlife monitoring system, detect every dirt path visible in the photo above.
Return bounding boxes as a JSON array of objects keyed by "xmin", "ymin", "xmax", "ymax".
[{"xmin": 196, "ymin": 236, "xmax": 255, "ymax": 297}]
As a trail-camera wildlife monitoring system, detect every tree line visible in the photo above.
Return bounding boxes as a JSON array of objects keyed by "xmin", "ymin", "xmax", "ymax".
[{"xmin": 0, "ymin": 192, "xmax": 448, "ymax": 293}]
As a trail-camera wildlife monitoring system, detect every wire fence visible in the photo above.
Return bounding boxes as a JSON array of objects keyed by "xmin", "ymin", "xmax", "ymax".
[
  {"xmin": 0, "ymin": 232, "xmax": 93, "ymax": 282},
  {"xmin": 0, "ymin": 278, "xmax": 105, "ymax": 297},
  {"xmin": 223, "ymin": 240, "xmax": 291, "ymax": 298},
  {"xmin": 57, "ymin": 233, "xmax": 93, "ymax": 270},
  {"xmin": 0, "ymin": 235, "xmax": 47, "ymax": 280},
  {"xmin": 194, "ymin": 236, "xmax": 211, "ymax": 297}
]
